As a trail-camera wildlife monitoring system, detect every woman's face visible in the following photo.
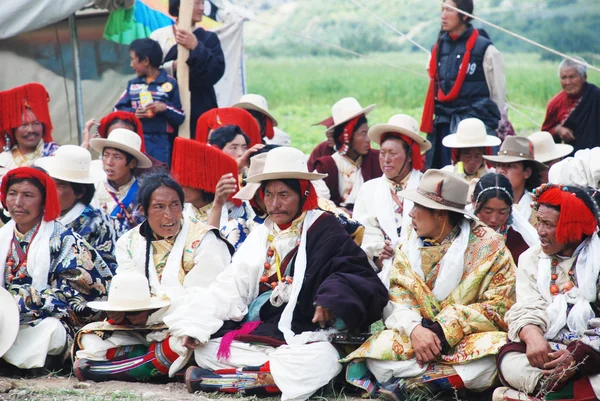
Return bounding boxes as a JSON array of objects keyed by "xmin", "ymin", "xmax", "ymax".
[
  {"xmin": 222, "ymin": 134, "xmax": 248, "ymax": 160},
  {"xmin": 441, "ymin": 0, "xmax": 464, "ymax": 33},
  {"xmin": 459, "ymin": 147, "xmax": 485, "ymax": 176},
  {"xmin": 350, "ymin": 123, "xmax": 371, "ymax": 156},
  {"xmin": 495, "ymin": 162, "xmax": 531, "ymax": 197},
  {"xmin": 476, "ymin": 196, "xmax": 511, "ymax": 231}
]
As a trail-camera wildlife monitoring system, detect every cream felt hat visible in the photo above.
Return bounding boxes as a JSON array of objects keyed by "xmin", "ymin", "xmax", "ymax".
[
  {"xmin": 0, "ymin": 287, "xmax": 19, "ymax": 357},
  {"xmin": 483, "ymin": 136, "xmax": 548, "ymax": 171},
  {"xmin": 90, "ymin": 128, "xmax": 152, "ymax": 169},
  {"xmin": 368, "ymin": 114, "xmax": 431, "ymax": 151},
  {"xmin": 35, "ymin": 145, "xmax": 106, "ymax": 184},
  {"xmin": 442, "ymin": 118, "xmax": 501, "ymax": 149},
  {"xmin": 87, "ymin": 271, "xmax": 170, "ymax": 312},
  {"xmin": 398, "ymin": 169, "xmax": 476, "ymax": 219},
  {"xmin": 234, "ymin": 153, "xmax": 267, "ymax": 200},
  {"xmin": 246, "ymin": 147, "xmax": 327, "ymax": 183},
  {"xmin": 528, "ymin": 131, "xmax": 573, "ymax": 163},
  {"xmin": 326, "ymin": 97, "xmax": 376, "ymax": 133},
  {"xmin": 233, "ymin": 94, "xmax": 278, "ymax": 126}
]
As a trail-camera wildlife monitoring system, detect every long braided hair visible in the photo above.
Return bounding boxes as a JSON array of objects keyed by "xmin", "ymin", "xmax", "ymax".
[{"xmin": 137, "ymin": 172, "xmax": 185, "ymax": 284}]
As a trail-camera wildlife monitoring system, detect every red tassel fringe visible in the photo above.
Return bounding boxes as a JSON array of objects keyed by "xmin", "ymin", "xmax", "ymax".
[
  {"xmin": 196, "ymin": 108, "xmax": 262, "ymax": 146},
  {"xmin": 98, "ymin": 111, "xmax": 146, "ymax": 152}
]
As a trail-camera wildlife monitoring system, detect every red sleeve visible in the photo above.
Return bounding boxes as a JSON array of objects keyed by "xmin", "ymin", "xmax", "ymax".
[{"xmin": 541, "ymin": 92, "xmax": 565, "ymax": 136}]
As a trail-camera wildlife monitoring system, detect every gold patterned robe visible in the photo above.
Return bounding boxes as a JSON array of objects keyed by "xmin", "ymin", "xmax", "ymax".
[{"xmin": 343, "ymin": 221, "xmax": 516, "ymax": 365}]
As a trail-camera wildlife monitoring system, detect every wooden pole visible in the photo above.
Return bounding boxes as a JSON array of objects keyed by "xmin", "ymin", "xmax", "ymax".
[{"xmin": 176, "ymin": 0, "xmax": 194, "ymax": 139}]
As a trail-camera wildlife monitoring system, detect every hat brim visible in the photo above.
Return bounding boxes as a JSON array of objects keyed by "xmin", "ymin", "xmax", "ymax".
[
  {"xmin": 483, "ymin": 155, "xmax": 548, "ymax": 171},
  {"xmin": 368, "ymin": 124, "xmax": 432, "ymax": 152},
  {"xmin": 87, "ymin": 297, "xmax": 171, "ymax": 313},
  {"xmin": 90, "ymin": 138, "xmax": 152, "ymax": 169},
  {"xmin": 441, "ymin": 134, "xmax": 501, "ymax": 149},
  {"xmin": 35, "ymin": 157, "xmax": 106, "ymax": 184},
  {"xmin": 246, "ymin": 171, "xmax": 327, "ymax": 183},
  {"xmin": 326, "ymin": 104, "xmax": 376, "ymax": 133},
  {"xmin": 233, "ymin": 102, "xmax": 279, "ymax": 127},
  {"xmin": 233, "ymin": 182, "xmax": 261, "ymax": 200},
  {"xmin": 398, "ymin": 188, "xmax": 477, "ymax": 220},
  {"xmin": 0, "ymin": 287, "xmax": 19, "ymax": 358},
  {"xmin": 534, "ymin": 144, "xmax": 574, "ymax": 163}
]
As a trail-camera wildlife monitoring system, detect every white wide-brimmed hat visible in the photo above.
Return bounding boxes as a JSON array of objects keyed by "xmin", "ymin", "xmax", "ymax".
[
  {"xmin": 528, "ymin": 131, "xmax": 573, "ymax": 163},
  {"xmin": 483, "ymin": 136, "xmax": 548, "ymax": 171},
  {"xmin": 368, "ymin": 114, "xmax": 431, "ymax": 152},
  {"xmin": 35, "ymin": 145, "xmax": 106, "ymax": 184},
  {"xmin": 246, "ymin": 147, "xmax": 327, "ymax": 183},
  {"xmin": 442, "ymin": 118, "xmax": 501, "ymax": 149},
  {"xmin": 399, "ymin": 169, "xmax": 476, "ymax": 219},
  {"xmin": 234, "ymin": 153, "xmax": 268, "ymax": 200},
  {"xmin": 90, "ymin": 128, "xmax": 152, "ymax": 169},
  {"xmin": 233, "ymin": 94, "xmax": 278, "ymax": 127},
  {"xmin": 326, "ymin": 97, "xmax": 376, "ymax": 133},
  {"xmin": 0, "ymin": 287, "xmax": 19, "ymax": 358},
  {"xmin": 87, "ymin": 271, "xmax": 170, "ymax": 312}
]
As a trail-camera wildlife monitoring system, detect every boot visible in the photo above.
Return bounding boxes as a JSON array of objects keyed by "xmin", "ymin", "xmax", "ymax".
[{"xmin": 185, "ymin": 362, "xmax": 280, "ymax": 396}]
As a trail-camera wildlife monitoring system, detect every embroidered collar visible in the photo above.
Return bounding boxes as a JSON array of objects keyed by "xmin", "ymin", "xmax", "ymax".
[
  {"xmin": 192, "ymin": 202, "xmax": 212, "ymax": 221},
  {"xmin": 105, "ymin": 176, "xmax": 136, "ymax": 196},
  {"xmin": 14, "ymin": 221, "xmax": 42, "ymax": 242},
  {"xmin": 422, "ymin": 225, "xmax": 460, "ymax": 247},
  {"xmin": 12, "ymin": 140, "xmax": 44, "ymax": 167},
  {"xmin": 386, "ymin": 174, "xmax": 410, "ymax": 193}
]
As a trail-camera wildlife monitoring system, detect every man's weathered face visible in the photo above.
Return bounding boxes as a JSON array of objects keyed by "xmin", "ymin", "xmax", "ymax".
[
  {"xmin": 495, "ymin": 162, "xmax": 531, "ymax": 194},
  {"xmin": 144, "ymin": 186, "xmax": 183, "ymax": 238},
  {"xmin": 380, "ymin": 137, "xmax": 411, "ymax": 181},
  {"xmin": 350, "ymin": 123, "xmax": 371, "ymax": 156},
  {"xmin": 264, "ymin": 180, "xmax": 300, "ymax": 226},
  {"xmin": 536, "ymin": 204, "xmax": 564, "ymax": 255},
  {"xmin": 54, "ymin": 179, "xmax": 82, "ymax": 214},
  {"xmin": 560, "ymin": 66, "xmax": 586, "ymax": 97},
  {"xmin": 14, "ymin": 108, "xmax": 43, "ymax": 151},
  {"xmin": 409, "ymin": 203, "xmax": 441, "ymax": 239},
  {"xmin": 101, "ymin": 148, "xmax": 137, "ymax": 184},
  {"xmin": 459, "ymin": 147, "xmax": 485, "ymax": 176},
  {"xmin": 6, "ymin": 180, "xmax": 44, "ymax": 232}
]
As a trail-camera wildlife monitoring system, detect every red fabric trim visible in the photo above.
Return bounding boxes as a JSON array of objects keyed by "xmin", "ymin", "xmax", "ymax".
[
  {"xmin": 1, "ymin": 166, "xmax": 60, "ymax": 221},
  {"xmin": 420, "ymin": 29, "xmax": 480, "ymax": 133},
  {"xmin": 264, "ymin": 117, "xmax": 274, "ymax": 140},
  {"xmin": 98, "ymin": 111, "xmax": 146, "ymax": 152}
]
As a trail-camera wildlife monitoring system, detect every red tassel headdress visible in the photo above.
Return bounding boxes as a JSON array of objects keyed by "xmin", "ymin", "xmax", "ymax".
[
  {"xmin": 196, "ymin": 108, "xmax": 261, "ymax": 146},
  {"xmin": 171, "ymin": 137, "xmax": 239, "ymax": 196},
  {"xmin": 534, "ymin": 184, "xmax": 598, "ymax": 244},
  {"xmin": 1, "ymin": 167, "xmax": 61, "ymax": 222},
  {"xmin": 98, "ymin": 111, "xmax": 146, "ymax": 152},
  {"xmin": 0, "ymin": 83, "xmax": 53, "ymax": 149}
]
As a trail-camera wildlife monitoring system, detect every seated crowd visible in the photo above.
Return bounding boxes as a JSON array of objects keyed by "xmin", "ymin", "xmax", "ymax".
[{"xmin": 2, "ymin": 69, "xmax": 600, "ymax": 401}]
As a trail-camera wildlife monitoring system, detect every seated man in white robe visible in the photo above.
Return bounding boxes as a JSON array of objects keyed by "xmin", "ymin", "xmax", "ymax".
[
  {"xmin": 496, "ymin": 184, "xmax": 600, "ymax": 401},
  {"xmin": 163, "ymin": 147, "xmax": 389, "ymax": 400},
  {"xmin": 73, "ymin": 172, "xmax": 233, "ymax": 382}
]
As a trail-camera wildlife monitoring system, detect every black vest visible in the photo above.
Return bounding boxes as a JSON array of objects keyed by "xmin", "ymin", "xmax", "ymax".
[{"xmin": 435, "ymin": 26, "xmax": 492, "ymax": 109}]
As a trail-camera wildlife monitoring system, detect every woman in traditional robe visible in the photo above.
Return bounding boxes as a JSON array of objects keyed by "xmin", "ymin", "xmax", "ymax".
[
  {"xmin": 73, "ymin": 171, "xmax": 232, "ymax": 382},
  {"xmin": 440, "ymin": 118, "xmax": 499, "ymax": 181},
  {"xmin": 343, "ymin": 169, "xmax": 516, "ymax": 399},
  {"xmin": 471, "ymin": 173, "xmax": 538, "ymax": 264},
  {"xmin": 353, "ymin": 114, "xmax": 431, "ymax": 282},
  {"xmin": 313, "ymin": 97, "xmax": 382, "ymax": 213}
]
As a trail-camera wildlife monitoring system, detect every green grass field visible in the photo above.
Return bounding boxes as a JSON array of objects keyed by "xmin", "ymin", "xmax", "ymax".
[{"xmin": 245, "ymin": 52, "xmax": 599, "ymax": 154}]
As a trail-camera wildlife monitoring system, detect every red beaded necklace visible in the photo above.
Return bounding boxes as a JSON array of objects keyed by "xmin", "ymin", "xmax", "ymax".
[
  {"xmin": 259, "ymin": 225, "xmax": 303, "ymax": 290},
  {"xmin": 6, "ymin": 223, "xmax": 41, "ymax": 282},
  {"xmin": 549, "ymin": 257, "xmax": 576, "ymax": 295}
]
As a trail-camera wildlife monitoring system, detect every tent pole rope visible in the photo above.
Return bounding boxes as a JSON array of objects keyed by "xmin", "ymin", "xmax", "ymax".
[
  {"xmin": 176, "ymin": 0, "xmax": 194, "ymax": 139},
  {"xmin": 506, "ymin": 103, "xmax": 542, "ymax": 127}
]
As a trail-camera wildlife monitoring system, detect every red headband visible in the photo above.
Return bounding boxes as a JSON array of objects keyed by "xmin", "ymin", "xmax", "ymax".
[
  {"xmin": 536, "ymin": 186, "xmax": 597, "ymax": 244},
  {"xmin": 259, "ymin": 180, "xmax": 319, "ymax": 214},
  {"xmin": 381, "ymin": 133, "xmax": 423, "ymax": 171},
  {"xmin": 98, "ymin": 111, "xmax": 146, "ymax": 152},
  {"xmin": 196, "ymin": 108, "xmax": 262, "ymax": 146},
  {"xmin": 1, "ymin": 167, "xmax": 61, "ymax": 222}
]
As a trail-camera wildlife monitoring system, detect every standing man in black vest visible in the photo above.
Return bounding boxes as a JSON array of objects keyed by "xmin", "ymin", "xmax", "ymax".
[
  {"xmin": 421, "ymin": 0, "xmax": 505, "ymax": 170},
  {"xmin": 153, "ymin": 0, "xmax": 226, "ymax": 139}
]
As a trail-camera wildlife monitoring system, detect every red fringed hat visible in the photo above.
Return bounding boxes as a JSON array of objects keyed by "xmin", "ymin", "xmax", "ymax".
[
  {"xmin": 0, "ymin": 83, "xmax": 53, "ymax": 150},
  {"xmin": 195, "ymin": 108, "xmax": 261, "ymax": 146},
  {"xmin": 533, "ymin": 184, "xmax": 598, "ymax": 244},
  {"xmin": 171, "ymin": 137, "xmax": 239, "ymax": 195},
  {"xmin": 98, "ymin": 111, "xmax": 146, "ymax": 152},
  {"xmin": 1, "ymin": 167, "xmax": 61, "ymax": 222}
]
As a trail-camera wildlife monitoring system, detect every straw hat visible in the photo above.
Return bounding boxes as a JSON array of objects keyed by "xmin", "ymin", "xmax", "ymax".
[
  {"xmin": 326, "ymin": 97, "xmax": 376, "ymax": 133},
  {"xmin": 90, "ymin": 128, "xmax": 152, "ymax": 168},
  {"xmin": 233, "ymin": 94, "xmax": 278, "ymax": 126},
  {"xmin": 35, "ymin": 145, "xmax": 106, "ymax": 184},
  {"xmin": 87, "ymin": 271, "xmax": 170, "ymax": 312},
  {"xmin": 442, "ymin": 118, "xmax": 501, "ymax": 149},
  {"xmin": 0, "ymin": 287, "xmax": 19, "ymax": 358},
  {"xmin": 398, "ymin": 169, "xmax": 476, "ymax": 218},
  {"xmin": 234, "ymin": 153, "xmax": 268, "ymax": 200},
  {"xmin": 368, "ymin": 114, "xmax": 431, "ymax": 151},
  {"xmin": 483, "ymin": 136, "xmax": 548, "ymax": 171},
  {"xmin": 246, "ymin": 147, "xmax": 327, "ymax": 183},
  {"xmin": 528, "ymin": 131, "xmax": 573, "ymax": 163}
]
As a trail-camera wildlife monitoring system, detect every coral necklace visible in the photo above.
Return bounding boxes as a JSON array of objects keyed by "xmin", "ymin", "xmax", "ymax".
[
  {"xmin": 549, "ymin": 257, "xmax": 576, "ymax": 295},
  {"xmin": 6, "ymin": 224, "xmax": 41, "ymax": 282},
  {"xmin": 259, "ymin": 234, "xmax": 301, "ymax": 290}
]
